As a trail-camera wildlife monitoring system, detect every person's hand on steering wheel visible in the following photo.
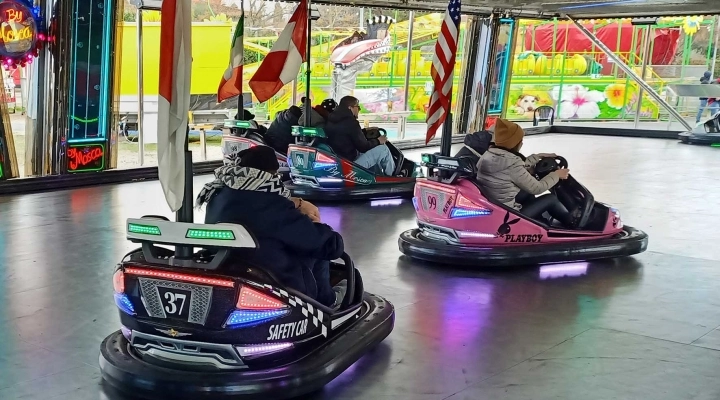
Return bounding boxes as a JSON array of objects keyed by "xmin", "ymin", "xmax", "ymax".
[
  {"xmin": 377, "ymin": 135, "xmax": 388, "ymax": 145},
  {"xmin": 554, "ymin": 169, "xmax": 570, "ymax": 180},
  {"xmin": 538, "ymin": 153, "xmax": 557, "ymax": 158}
]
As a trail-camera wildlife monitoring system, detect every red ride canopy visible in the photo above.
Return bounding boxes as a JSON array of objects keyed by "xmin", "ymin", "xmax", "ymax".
[{"xmin": 524, "ymin": 22, "xmax": 680, "ymax": 65}]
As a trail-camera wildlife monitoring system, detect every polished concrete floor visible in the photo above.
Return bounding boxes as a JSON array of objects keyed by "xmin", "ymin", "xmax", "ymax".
[{"xmin": 1, "ymin": 135, "xmax": 719, "ymax": 400}]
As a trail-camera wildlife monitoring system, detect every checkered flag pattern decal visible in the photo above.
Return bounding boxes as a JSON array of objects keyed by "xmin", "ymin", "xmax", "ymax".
[{"xmin": 263, "ymin": 284, "xmax": 328, "ymax": 337}]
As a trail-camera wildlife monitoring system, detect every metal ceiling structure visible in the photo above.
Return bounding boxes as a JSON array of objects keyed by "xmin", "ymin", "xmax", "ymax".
[{"xmin": 315, "ymin": 0, "xmax": 720, "ymax": 18}]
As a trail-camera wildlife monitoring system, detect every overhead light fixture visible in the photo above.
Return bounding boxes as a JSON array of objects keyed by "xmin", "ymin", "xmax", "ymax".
[
  {"xmin": 559, "ymin": 0, "xmax": 648, "ymax": 10},
  {"xmin": 630, "ymin": 17, "xmax": 659, "ymax": 26},
  {"xmin": 130, "ymin": 0, "xmax": 163, "ymax": 11},
  {"xmin": 310, "ymin": 4, "xmax": 321, "ymax": 21}
]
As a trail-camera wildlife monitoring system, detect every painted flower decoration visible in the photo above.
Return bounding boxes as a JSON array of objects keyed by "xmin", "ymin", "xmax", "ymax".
[
  {"xmin": 683, "ymin": 16, "xmax": 703, "ymax": 36},
  {"xmin": 604, "ymin": 83, "xmax": 633, "ymax": 110},
  {"xmin": 551, "ymin": 84, "xmax": 605, "ymax": 119}
]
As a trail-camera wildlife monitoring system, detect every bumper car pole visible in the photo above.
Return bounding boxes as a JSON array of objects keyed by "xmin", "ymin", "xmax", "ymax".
[
  {"xmin": 175, "ymin": 125, "xmax": 194, "ymax": 258},
  {"xmin": 440, "ymin": 112, "xmax": 453, "ymax": 157},
  {"xmin": 303, "ymin": 0, "xmax": 314, "ymax": 127}
]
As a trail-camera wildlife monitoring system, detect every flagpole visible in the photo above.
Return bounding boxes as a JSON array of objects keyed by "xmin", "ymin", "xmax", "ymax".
[
  {"xmin": 303, "ymin": 0, "xmax": 312, "ymax": 126},
  {"xmin": 237, "ymin": 0, "xmax": 245, "ymax": 116}
]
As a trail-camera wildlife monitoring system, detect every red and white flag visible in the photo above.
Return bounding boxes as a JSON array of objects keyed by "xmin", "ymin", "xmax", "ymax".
[
  {"xmin": 425, "ymin": 0, "xmax": 461, "ymax": 144},
  {"xmin": 217, "ymin": 12, "xmax": 244, "ymax": 102},
  {"xmin": 157, "ymin": 0, "xmax": 192, "ymax": 211},
  {"xmin": 249, "ymin": 0, "xmax": 307, "ymax": 103}
]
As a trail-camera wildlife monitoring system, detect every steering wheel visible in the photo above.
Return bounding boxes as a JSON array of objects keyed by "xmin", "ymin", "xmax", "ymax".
[
  {"xmin": 534, "ymin": 156, "xmax": 568, "ymax": 179},
  {"xmin": 378, "ymin": 128, "xmax": 387, "ymax": 136}
]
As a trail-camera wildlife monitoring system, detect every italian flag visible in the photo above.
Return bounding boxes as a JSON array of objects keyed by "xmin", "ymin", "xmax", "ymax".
[
  {"xmin": 217, "ymin": 13, "xmax": 244, "ymax": 103},
  {"xmin": 249, "ymin": 0, "xmax": 307, "ymax": 103},
  {"xmin": 157, "ymin": 0, "xmax": 192, "ymax": 212}
]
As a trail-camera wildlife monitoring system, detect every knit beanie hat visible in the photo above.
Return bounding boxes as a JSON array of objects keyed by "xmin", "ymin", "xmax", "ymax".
[
  {"xmin": 493, "ymin": 119, "xmax": 524, "ymax": 149},
  {"xmin": 238, "ymin": 146, "xmax": 279, "ymax": 173}
]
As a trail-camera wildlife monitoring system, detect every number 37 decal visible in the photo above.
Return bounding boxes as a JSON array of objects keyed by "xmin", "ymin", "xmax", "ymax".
[{"xmin": 164, "ymin": 292, "xmax": 187, "ymax": 315}]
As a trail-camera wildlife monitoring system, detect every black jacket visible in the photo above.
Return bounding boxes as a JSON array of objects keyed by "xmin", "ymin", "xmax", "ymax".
[
  {"xmin": 325, "ymin": 107, "xmax": 379, "ymax": 161},
  {"xmin": 454, "ymin": 131, "xmax": 492, "ymax": 166},
  {"xmin": 265, "ymin": 109, "xmax": 300, "ymax": 154},
  {"xmin": 700, "ymin": 72, "xmax": 712, "ymax": 100},
  {"xmin": 205, "ymin": 188, "xmax": 344, "ymax": 301}
]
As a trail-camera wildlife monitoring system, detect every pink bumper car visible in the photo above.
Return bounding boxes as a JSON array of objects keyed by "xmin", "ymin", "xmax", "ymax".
[{"xmin": 398, "ymin": 153, "xmax": 648, "ymax": 267}]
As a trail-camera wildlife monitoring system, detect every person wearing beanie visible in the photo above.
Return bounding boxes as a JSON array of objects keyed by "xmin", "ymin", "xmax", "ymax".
[
  {"xmin": 199, "ymin": 145, "xmax": 348, "ymax": 309},
  {"xmin": 265, "ymin": 105, "xmax": 303, "ymax": 154},
  {"xmin": 298, "ymin": 98, "xmax": 337, "ymax": 128},
  {"xmin": 477, "ymin": 119, "xmax": 577, "ymax": 228}
]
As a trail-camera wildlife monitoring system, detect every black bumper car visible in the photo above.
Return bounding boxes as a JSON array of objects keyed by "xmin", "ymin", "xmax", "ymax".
[
  {"xmin": 679, "ymin": 113, "xmax": 720, "ymax": 146},
  {"xmin": 100, "ymin": 216, "xmax": 394, "ymax": 399}
]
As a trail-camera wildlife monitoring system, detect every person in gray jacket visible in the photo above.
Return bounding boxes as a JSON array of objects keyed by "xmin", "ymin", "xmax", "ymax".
[{"xmin": 477, "ymin": 119, "xmax": 576, "ymax": 228}]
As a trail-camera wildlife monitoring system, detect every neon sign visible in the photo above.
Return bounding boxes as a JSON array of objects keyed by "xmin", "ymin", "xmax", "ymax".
[
  {"xmin": 67, "ymin": 143, "xmax": 105, "ymax": 173},
  {"xmin": 0, "ymin": 0, "xmax": 49, "ymax": 69}
]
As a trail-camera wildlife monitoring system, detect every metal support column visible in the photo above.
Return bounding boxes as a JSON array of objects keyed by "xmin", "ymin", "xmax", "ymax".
[
  {"xmin": 499, "ymin": 20, "xmax": 519, "ymax": 119},
  {"xmin": 400, "ymin": 10, "xmax": 415, "ymax": 140},
  {"xmin": 455, "ymin": 16, "xmax": 481, "ymax": 134},
  {"xmin": 477, "ymin": 14, "xmax": 501, "ymax": 131},
  {"xmin": 567, "ymin": 15, "xmax": 692, "ymax": 131},
  {"xmin": 712, "ymin": 17, "xmax": 720, "ymax": 78},
  {"xmin": 137, "ymin": 9, "xmax": 145, "ymax": 166},
  {"xmin": 32, "ymin": 26, "xmax": 48, "ymax": 176},
  {"xmin": 634, "ymin": 26, "xmax": 652, "ymax": 129}
]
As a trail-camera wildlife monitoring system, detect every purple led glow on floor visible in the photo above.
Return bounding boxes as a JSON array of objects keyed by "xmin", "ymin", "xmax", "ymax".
[
  {"xmin": 370, "ymin": 199, "xmax": 404, "ymax": 207},
  {"xmin": 539, "ymin": 262, "xmax": 589, "ymax": 280}
]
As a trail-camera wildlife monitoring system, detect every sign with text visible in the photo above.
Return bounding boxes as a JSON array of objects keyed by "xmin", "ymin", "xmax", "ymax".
[
  {"xmin": 0, "ymin": 0, "xmax": 38, "ymax": 60},
  {"xmin": 67, "ymin": 143, "xmax": 105, "ymax": 173}
]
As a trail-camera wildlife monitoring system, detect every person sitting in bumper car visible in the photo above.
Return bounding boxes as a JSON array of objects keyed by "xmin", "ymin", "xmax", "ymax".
[
  {"xmin": 477, "ymin": 119, "xmax": 577, "ymax": 228},
  {"xmin": 299, "ymin": 98, "xmax": 337, "ymax": 128},
  {"xmin": 197, "ymin": 145, "xmax": 347, "ymax": 308},
  {"xmin": 325, "ymin": 96, "xmax": 396, "ymax": 176},
  {"xmin": 265, "ymin": 105, "xmax": 303, "ymax": 154}
]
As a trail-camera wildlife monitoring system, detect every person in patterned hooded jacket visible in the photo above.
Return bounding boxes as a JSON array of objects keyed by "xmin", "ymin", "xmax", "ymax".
[{"xmin": 197, "ymin": 145, "xmax": 347, "ymax": 309}]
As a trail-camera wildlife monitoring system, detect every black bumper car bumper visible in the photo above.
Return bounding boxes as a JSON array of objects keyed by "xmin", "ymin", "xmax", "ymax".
[
  {"xmin": 286, "ymin": 182, "xmax": 415, "ymax": 201},
  {"xmin": 398, "ymin": 226, "xmax": 648, "ymax": 267},
  {"xmin": 99, "ymin": 293, "xmax": 394, "ymax": 400},
  {"xmin": 679, "ymin": 132, "xmax": 720, "ymax": 145}
]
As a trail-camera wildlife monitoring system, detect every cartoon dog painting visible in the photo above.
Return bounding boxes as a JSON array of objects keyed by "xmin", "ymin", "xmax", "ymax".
[{"xmin": 514, "ymin": 94, "xmax": 539, "ymax": 118}]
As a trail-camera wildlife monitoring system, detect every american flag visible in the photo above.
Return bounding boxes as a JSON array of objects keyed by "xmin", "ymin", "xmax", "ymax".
[{"xmin": 425, "ymin": 0, "xmax": 461, "ymax": 144}]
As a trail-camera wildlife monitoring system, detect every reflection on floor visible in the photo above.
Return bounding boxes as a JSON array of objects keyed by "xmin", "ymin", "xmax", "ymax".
[{"xmin": 0, "ymin": 135, "xmax": 719, "ymax": 400}]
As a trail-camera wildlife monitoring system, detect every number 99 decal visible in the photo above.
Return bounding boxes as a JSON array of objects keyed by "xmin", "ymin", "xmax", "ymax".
[{"xmin": 427, "ymin": 195, "xmax": 437, "ymax": 210}]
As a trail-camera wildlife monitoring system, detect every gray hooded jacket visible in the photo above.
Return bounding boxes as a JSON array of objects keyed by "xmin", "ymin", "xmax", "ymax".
[{"xmin": 476, "ymin": 147, "xmax": 560, "ymax": 209}]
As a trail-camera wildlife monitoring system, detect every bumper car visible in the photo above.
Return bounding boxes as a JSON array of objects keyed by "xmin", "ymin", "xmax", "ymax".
[
  {"xmin": 679, "ymin": 112, "xmax": 720, "ymax": 146},
  {"xmin": 285, "ymin": 126, "xmax": 419, "ymax": 201},
  {"xmin": 222, "ymin": 119, "xmax": 290, "ymax": 180},
  {"xmin": 398, "ymin": 153, "xmax": 648, "ymax": 267},
  {"xmin": 100, "ymin": 216, "xmax": 394, "ymax": 399}
]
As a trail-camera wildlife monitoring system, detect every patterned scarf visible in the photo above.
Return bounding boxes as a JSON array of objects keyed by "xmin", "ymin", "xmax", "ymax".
[{"xmin": 196, "ymin": 155, "xmax": 290, "ymax": 208}]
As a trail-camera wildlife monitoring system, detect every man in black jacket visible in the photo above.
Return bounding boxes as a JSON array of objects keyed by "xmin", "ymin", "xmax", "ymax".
[
  {"xmin": 697, "ymin": 71, "xmax": 713, "ymax": 123},
  {"xmin": 325, "ymin": 96, "xmax": 396, "ymax": 176},
  {"xmin": 265, "ymin": 106, "xmax": 302, "ymax": 154},
  {"xmin": 199, "ymin": 146, "xmax": 347, "ymax": 308}
]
